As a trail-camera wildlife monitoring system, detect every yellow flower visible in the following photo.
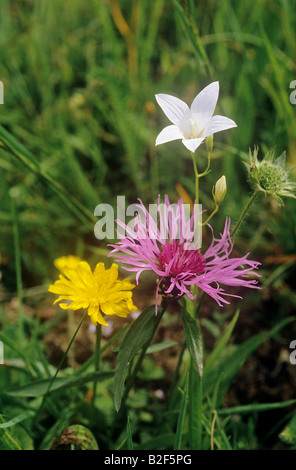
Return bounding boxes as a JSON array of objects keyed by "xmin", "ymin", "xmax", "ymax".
[
  {"xmin": 54, "ymin": 255, "xmax": 82, "ymax": 273},
  {"xmin": 48, "ymin": 261, "xmax": 138, "ymax": 326}
]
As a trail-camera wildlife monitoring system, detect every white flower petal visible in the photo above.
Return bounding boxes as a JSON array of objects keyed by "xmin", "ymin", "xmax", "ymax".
[
  {"xmin": 203, "ymin": 115, "xmax": 237, "ymax": 138},
  {"xmin": 190, "ymin": 81, "xmax": 219, "ymax": 123},
  {"xmin": 182, "ymin": 137, "xmax": 204, "ymax": 152},
  {"xmin": 155, "ymin": 125, "xmax": 184, "ymax": 146},
  {"xmin": 155, "ymin": 94, "xmax": 189, "ymax": 126}
]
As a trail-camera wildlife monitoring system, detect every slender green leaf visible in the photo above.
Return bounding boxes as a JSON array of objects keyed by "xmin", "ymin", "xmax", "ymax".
[
  {"xmin": 188, "ymin": 360, "xmax": 203, "ymax": 450},
  {"xmin": 126, "ymin": 417, "xmax": 133, "ymax": 451},
  {"xmin": 0, "ymin": 410, "xmax": 35, "ymax": 429},
  {"xmin": 146, "ymin": 341, "xmax": 177, "ymax": 354},
  {"xmin": 174, "ymin": 374, "xmax": 188, "ymax": 450},
  {"xmin": 5, "ymin": 370, "xmax": 113, "ymax": 398},
  {"xmin": 134, "ymin": 434, "xmax": 177, "ymax": 450},
  {"xmin": 0, "ymin": 333, "xmax": 37, "ymax": 377},
  {"xmin": 279, "ymin": 414, "xmax": 296, "ymax": 446},
  {"xmin": 181, "ymin": 307, "xmax": 203, "ymax": 376},
  {"xmin": 0, "ymin": 125, "xmax": 94, "ymax": 226},
  {"xmin": 204, "ymin": 316, "xmax": 294, "ymax": 406},
  {"xmin": 0, "ymin": 124, "xmax": 40, "ymax": 170},
  {"xmin": 204, "ymin": 309, "xmax": 240, "ymax": 374},
  {"xmin": 172, "ymin": 0, "xmax": 210, "ymax": 75},
  {"xmin": 38, "ymin": 408, "xmax": 73, "ymax": 450},
  {"xmin": 114, "ymin": 305, "xmax": 164, "ymax": 411},
  {"xmin": 219, "ymin": 399, "xmax": 296, "ymax": 416},
  {"xmin": 0, "ymin": 414, "xmax": 22, "ymax": 450}
]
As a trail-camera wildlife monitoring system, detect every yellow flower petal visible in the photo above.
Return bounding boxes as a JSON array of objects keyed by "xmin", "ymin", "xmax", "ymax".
[
  {"xmin": 88, "ymin": 303, "xmax": 109, "ymax": 326},
  {"xmin": 48, "ymin": 259, "xmax": 137, "ymax": 327},
  {"xmin": 54, "ymin": 255, "xmax": 82, "ymax": 274}
]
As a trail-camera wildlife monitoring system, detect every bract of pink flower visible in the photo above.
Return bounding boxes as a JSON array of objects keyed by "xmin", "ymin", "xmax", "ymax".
[{"xmin": 108, "ymin": 196, "xmax": 260, "ymax": 309}]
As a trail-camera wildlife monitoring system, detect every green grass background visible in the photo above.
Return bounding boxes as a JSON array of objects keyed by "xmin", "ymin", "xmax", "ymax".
[
  {"xmin": 1, "ymin": 0, "xmax": 295, "ymax": 281},
  {"xmin": 0, "ymin": 0, "xmax": 296, "ymax": 451}
]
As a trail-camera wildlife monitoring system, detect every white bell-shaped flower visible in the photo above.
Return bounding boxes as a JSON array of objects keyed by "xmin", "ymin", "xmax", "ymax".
[{"xmin": 155, "ymin": 81, "xmax": 237, "ymax": 152}]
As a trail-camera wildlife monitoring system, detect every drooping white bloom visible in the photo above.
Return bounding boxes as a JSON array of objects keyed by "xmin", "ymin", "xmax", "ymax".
[{"xmin": 155, "ymin": 81, "xmax": 237, "ymax": 153}]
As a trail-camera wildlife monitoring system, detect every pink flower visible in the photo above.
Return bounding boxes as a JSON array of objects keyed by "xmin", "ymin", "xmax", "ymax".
[{"xmin": 108, "ymin": 196, "xmax": 260, "ymax": 309}]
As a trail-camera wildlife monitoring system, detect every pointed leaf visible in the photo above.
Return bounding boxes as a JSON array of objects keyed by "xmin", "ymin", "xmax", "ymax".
[
  {"xmin": 4, "ymin": 371, "xmax": 113, "ymax": 397},
  {"xmin": 173, "ymin": 374, "xmax": 188, "ymax": 450},
  {"xmin": 181, "ymin": 307, "xmax": 203, "ymax": 376},
  {"xmin": 0, "ymin": 414, "xmax": 22, "ymax": 450},
  {"xmin": 0, "ymin": 411, "xmax": 35, "ymax": 429},
  {"xmin": 204, "ymin": 309, "xmax": 240, "ymax": 374},
  {"xmin": 114, "ymin": 305, "xmax": 164, "ymax": 411},
  {"xmin": 203, "ymin": 316, "xmax": 294, "ymax": 406},
  {"xmin": 188, "ymin": 361, "xmax": 203, "ymax": 449}
]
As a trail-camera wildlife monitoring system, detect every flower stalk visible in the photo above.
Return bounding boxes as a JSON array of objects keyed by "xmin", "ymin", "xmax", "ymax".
[
  {"xmin": 35, "ymin": 309, "xmax": 88, "ymax": 422},
  {"xmin": 191, "ymin": 151, "xmax": 200, "ymax": 206},
  {"xmin": 92, "ymin": 325, "xmax": 102, "ymax": 405},
  {"xmin": 202, "ymin": 175, "xmax": 227, "ymax": 226},
  {"xmin": 231, "ymin": 187, "xmax": 260, "ymax": 239}
]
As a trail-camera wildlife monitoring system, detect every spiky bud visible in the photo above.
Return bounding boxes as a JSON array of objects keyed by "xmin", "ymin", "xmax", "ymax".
[{"xmin": 247, "ymin": 147, "xmax": 296, "ymax": 205}]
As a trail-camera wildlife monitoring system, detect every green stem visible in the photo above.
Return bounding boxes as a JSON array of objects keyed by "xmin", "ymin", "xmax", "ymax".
[
  {"xmin": 231, "ymin": 188, "xmax": 260, "ymax": 239},
  {"xmin": 122, "ymin": 346, "xmax": 147, "ymax": 406},
  {"xmin": 190, "ymin": 149, "xmax": 211, "ymax": 211},
  {"xmin": 199, "ymin": 149, "xmax": 211, "ymax": 178},
  {"xmin": 202, "ymin": 205, "xmax": 218, "ymax": 226},
  {"xmin": 191, "ymin": 151, "xmax": 199, "ymax": 205},
  {"xmin": 121, "ymin": 300, "xmax": 168, "ymax": 407},
  {"xmin": 35, "ymin": 310, "xmax": 87, "ymax": 421},
  {"xmin": 67, "ymin": 310, "xmax": 75, "ymax": 367},
  {"xmin": 92, "ymin": 325, "xmax": 102, "ymax": 405},
  {"xmin": 188, "ymin": 359, "xmax": 203, "ymax": 449},
  {"xmin": 167, "ymin": 341, "xmax": 187, "ymax": 410}
]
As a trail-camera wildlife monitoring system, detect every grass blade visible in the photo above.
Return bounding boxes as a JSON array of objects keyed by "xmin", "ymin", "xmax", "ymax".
[
  {"xmin": 173, "ymin": 373, "xmax": 188, "ymax": 450},
  {"xmin": 0, "ymin": 410, "xmax": 35, "ymax": 429},
  {"xmin": 126, "ymin": 416, "xmax": 133, "ymax": 450},
  {"xmin": 204, "ymin": 309, "xmax": 240, "ymax": 374},
  {"xmin": 114, "ymin": 305, "xmax": 165, "ymax": 411},
  {"xmin": 4, "ymin": 370, "xmax": 114, "ymax": 398},
  {"xmin": 0, "ymin": 125, "xmax": 95, "ymax": 226},
  {"xmin": 188, "ymin": 360, "xmax": 203, "ymax": 450},
  {"xmin": 181, "ymin": 306, "xmax": 203, "ymax": 376},
  {"xmin": 0, "ymin": 414, "xmax": 22, "ymax": 450}
]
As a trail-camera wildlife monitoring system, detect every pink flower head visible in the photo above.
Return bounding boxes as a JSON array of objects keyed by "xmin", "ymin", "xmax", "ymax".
[{"xmin": 108, "ymin": 196, "xmax": 260, "ymax": 310}]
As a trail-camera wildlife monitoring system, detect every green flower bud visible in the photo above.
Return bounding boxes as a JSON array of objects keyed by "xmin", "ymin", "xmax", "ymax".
[
  {"xmin": 247, "ymin": 147, "xmax": 296, "ymax": 205},
  {"xmin": 213, "ymin": 175, "xmax": 227, "ymax": 206},
  {"xmin": 205, "ymin": 134, "xmax": 214, "ymax": 154}
]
